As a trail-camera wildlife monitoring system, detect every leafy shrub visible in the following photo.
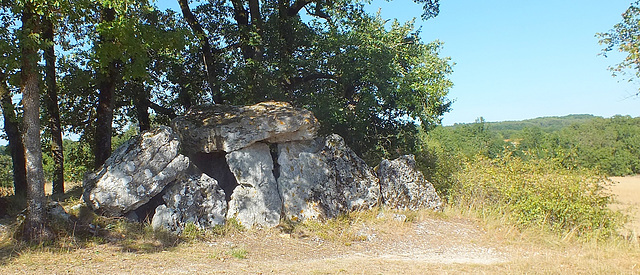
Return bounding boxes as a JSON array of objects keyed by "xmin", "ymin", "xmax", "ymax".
[{"xmin": 450, "ymin": 154, "xmax": 625, "ymax": 239}]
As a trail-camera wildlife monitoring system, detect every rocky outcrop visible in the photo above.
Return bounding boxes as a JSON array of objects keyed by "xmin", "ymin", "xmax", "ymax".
[
  {"xmin": 171, "ymin": 101, "xmax": 319, "ymax": 155},
  {"xmin": 83, "ymin": 102, "xmax": 442, "ymax": 234},
  {"xmin": 376, "ymin": 155, "xmax": 442, "ymax": 211},
  {"xmin": 83, "ymin": 126, "xmax": 190, "ymax": 217},
  {"xmin": 277, "ymin": 134, "xmax": 380, "ymax": 222}
]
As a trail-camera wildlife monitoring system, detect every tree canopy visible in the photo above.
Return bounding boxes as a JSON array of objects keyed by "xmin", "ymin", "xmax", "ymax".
[{"xmin": 0, "ymin": 0, "xmax": 452, "ymax": 191}]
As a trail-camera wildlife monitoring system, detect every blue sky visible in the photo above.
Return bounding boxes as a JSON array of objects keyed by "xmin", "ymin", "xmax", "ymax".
[{"xmin": 366, "ymin": 0, "xmax": 639, "ymax": 125}]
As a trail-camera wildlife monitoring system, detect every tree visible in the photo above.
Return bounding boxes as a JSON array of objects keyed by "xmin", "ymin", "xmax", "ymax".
[
  {"xmin": 598, "ymin": 0, "xmax": 640, "ymax": 96},
  {"xmin": 0, "ymin": 71, "xmax": 26, "ymax": 198},
  {"xmin": 177, "ymin": 0, "xmax": 222, "ymax": 103},
  {"xmin": 42, "ymin": 4, "xmax": 64, "ymax": 195},
  {"xmin": 93, "ymin": 4, "xmax": 120, "ymax": 168},
  {"xmin": 19, "ymin": 0, "xmax": 54, "ymax": 242},
  {"xmin": 0, "ymin": 0, "xmax": 27, "ymax": 198}
]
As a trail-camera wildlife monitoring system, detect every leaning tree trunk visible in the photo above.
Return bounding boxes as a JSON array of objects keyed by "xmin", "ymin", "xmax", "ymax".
[
  {"xmin": 43, "ymin": 16, "xmax": 64, "ymax": 195},
  {"xmin": 177, "ymin": 0, "xmax": 222, "ymax": 104},
  {"xmin": 94, "ymin": 7, "xmax": 118, "ymax": 169},
  {"xmin": 20, "ymin": 1, "xmax": 54, "ymax": 242},
  {"xmin": 0, "ymin": 72, "xmax": 27, "ymax": 198}
]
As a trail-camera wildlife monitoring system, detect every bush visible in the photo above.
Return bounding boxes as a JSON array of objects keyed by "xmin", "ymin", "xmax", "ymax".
[{"xmin": 450, "ymin": 154, "xmax": 625, "ymax": 239}]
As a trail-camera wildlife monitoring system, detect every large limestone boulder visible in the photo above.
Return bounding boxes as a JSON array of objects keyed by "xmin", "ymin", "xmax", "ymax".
[
  {"xmin": 376, "ymin": 155, "xmax": 442, "ymax": 211},
  {"xmin": 225, "ymin": 143, "xmax": 281, "ymax": 228},
  {"xmin": 277, "ymin": 134, "xmax": 381, "ymax": 222},
  {"xmin": 171, "ymin": 101, "xmax": 319, "ymax": 155},
  {"xmin": 83, "ymin": 126, "xmax": 190, "ymax": 217},
  {"xmin": 151, "ymin": 172, "xmax": 227, "ymax": 233}
]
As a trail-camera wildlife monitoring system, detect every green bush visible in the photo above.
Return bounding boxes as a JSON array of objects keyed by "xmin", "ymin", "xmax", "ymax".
[
  {"xmin": 0, "ymin": 153, "xmax": 13, "ymax": 189},
  {"xmin": 450, "ymin": 154, "xmax": 625, "ymax": 239}
]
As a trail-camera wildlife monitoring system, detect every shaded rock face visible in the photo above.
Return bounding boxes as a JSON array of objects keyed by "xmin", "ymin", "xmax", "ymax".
[
  {"xmin": 83, "ymin": 102, "xmax": 442, "ymax": 234},
  {"xmin": 277, "ymin": 134, "xmax": 380, "ymax": 222},
  {"xmin": 83, "ymin": 126, "xmax": 190, "ymax": 217},
  {"xmin": 376, "ymin": 155, "xmax": 442, "ymax": 211},
  {"xmin": 151, "ymin": 172, "xmax": 227, "ymax": 233},
  {"xmin": 172, "ymin": 101, "xmax": 319, "ymax": 155}
]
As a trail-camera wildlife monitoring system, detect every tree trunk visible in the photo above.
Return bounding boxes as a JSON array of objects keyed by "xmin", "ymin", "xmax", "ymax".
[
  {"xmin": 248, "ymin": 0, "xmax": 263, "ymax": 61},
  {"xmin": 231, "ymin": 0, "xmax": 253, "ymax": 60},
  {"xmin": 132, "ymin": 80, "xmax": 150, "ymax": 132},
  {"xmin": 42, "ymin": 16, "xmax": 64, "ymax": 195},
  {"xmin": 20, "ymin": 1, "xmax": 54, "ymax": 243},
  {"xmin": 94, "ymin": 7, "xmax": 118, "ymax": 169},
  {"xmin": 177, "ymin": 0, "xmax": 222, "ymax": 104},
  {"xmin": 0, "ymin": 72, "xmax": 27, "ymax": 198}
]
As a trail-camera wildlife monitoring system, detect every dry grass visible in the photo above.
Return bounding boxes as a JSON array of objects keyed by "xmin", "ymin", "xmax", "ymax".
[
  {"xmin": 610, "ymin": 175, "xmax": 640, "ymax": 240},
  {"xmin": 0, "ymin": 178, "xmax": 639, "ymax": 274}
]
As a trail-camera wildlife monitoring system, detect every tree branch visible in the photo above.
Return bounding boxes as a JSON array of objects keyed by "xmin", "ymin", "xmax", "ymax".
[
  {"xmin": 288, "ymin": 0, "xmax": 314, "ymax": 17},
  {"xmin": 148, "ymin": 100, "xmax": 178, "ymax": 119}
]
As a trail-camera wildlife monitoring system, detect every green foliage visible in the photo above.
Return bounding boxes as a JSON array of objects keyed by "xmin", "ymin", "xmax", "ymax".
[
  {"xmin": 598, "ymin": 0, "xmax": 640, "ymax": 94},
  {"xmin": 451, "ymin": 154, "xmax": 625, "ymax": 239},
  {"xmin": 424, "ymin": 115, "xmax": 640, "ymax": 179},
  {"xmin": 485, "ymin": 114, "xmax": 597, "ymax": 139},
  {"xmin": 0, "ymin": 148, "xmax": 12, "ymax": 189},
  {"xmin": 229, "ymin": 246, "xmax": 247, "ymax": 259},
  {"xmin": 511, "ymin": 116, "xmax": 640, "ymax": 176}
]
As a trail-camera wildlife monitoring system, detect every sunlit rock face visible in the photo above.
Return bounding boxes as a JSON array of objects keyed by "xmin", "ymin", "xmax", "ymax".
[
  {"xmin": 83, "ymin": 126, "xmax": 190, "ymax": 217},
  {"xmin": 225, "ymin": 142, "xmax": 281, "ymax": 229},
  {"xmin": 277, "ymin": 134, "xmax": 381, "ymax": 222},
  {"xmin": 171, "ymin": 101, "xmax": 319, "ymax": 155}
]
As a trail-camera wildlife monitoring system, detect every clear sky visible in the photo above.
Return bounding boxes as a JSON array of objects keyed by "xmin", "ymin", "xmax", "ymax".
[{"xmin": 366, "ymin": 0, "xmax": 639, "ymax": 125}]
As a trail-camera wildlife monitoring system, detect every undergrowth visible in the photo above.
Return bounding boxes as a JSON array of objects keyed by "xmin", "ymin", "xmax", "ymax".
[{"xmin": 449, "ymin": 154, "xmax": 627, "ymax": 240}]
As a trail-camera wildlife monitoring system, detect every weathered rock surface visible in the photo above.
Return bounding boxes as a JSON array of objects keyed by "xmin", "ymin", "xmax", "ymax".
[
  {"xmin": 277, "ymin": 134, "xmax": 381, "ymax": 222},
  {"xmin": 225, "ymin": 143, "xmax": 281, "ymax": 228},
  {"xmin": 151, "ymin": 172, "xmax": 227, "ymax": 233},
  {"xmin": 83, "ymin": 102, "xmax": 442, "ymax": 233},
  {"xmin": 376, "ymin": 155, "xmax": 442, "ymax": 211},
  {"xmin": 171, "ymin": 101, "xmax": 319, "ymax": 155},
  {"xmin": 83, "ymin": 126, "xmax": 190, "ymax": 216}
]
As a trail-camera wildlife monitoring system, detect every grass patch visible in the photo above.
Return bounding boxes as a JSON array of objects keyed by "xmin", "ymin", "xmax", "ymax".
[{"xmin": 230, "ymin": 246, "xmax": 247, "ymax": 259}]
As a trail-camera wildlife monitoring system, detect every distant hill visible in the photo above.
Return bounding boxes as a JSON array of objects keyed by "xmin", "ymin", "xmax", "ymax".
[
  {"xmin": 449, "ymin": 114, "xmax": 600, "ymax": 138},
  {"xmin": 487, "ymin": 114, "xmax": 598, "ymax": 131}
]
